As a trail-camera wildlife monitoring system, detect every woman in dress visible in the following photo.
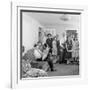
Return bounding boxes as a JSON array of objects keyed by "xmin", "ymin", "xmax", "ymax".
[
  {"xmin": 72, "ymin": 38, "xmax": 79, "ymax": 62},
  {"xmin": 65, "ymin": 36, "xmax": 73, "ymax": 64},
  {"xmin": 52, "ymin": 37, "xmax": 57, "ymax": 56}
]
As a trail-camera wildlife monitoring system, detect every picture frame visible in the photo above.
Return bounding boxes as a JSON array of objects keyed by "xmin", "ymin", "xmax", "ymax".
[{"xmin": 11, "ymin": 1, "xmax": 87, "ymax": 88}]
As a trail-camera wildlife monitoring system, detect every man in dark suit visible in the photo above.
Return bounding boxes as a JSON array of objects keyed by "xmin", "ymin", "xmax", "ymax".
[
  {"xmin": 46, "ymin": 33, "xmax": 53, "ymax": 54},
  {"xmin": 46, "ymin": 34, "xmax": 55, "ymax": 71}
]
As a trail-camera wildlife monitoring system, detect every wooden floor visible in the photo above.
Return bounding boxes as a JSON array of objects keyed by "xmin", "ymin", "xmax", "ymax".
[{"xmin": 47, "ymin": 64, "xmax": 79, "ymax": 76}]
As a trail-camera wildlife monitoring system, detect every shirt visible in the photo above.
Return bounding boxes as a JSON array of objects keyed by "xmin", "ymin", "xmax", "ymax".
[
  {"xmin": 60, "ymin": 37, "xmax": 66, "ymax": 48},
  {"xmin": 34, "ymin": 49, "xmax": 42, "ymax": 59}
]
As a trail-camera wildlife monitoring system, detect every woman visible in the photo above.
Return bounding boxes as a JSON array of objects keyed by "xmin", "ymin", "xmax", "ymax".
[
  {"xmin": 65, "ymin": 36, "xmax": 73, "ymax": 64},
  {"xmin": 60, "ymin": 32, "xmax": 67, "ymax": 63},
  {"xmin": 72, "ymin": 38, "xmax": 79, "ymax": 61},
  {"xmin": 42, "ymin": 44, "xmax": 50, "ymax": 61},
  {"xmin": 34, "ymin": 43, "xmax": 43, "ymax": 61},
  {"xmin": 52, "ymin": 37, "xmax": 57, "ymax": 56}
]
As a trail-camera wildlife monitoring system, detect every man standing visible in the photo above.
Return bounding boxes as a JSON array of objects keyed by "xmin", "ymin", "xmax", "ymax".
[
  {"xmin": 56, "ymin": 35, "xmax": 60, "ymax": 63},
  {"xmin": 60, "ymin": 32, "xmax": 67, "ymax": 63},
  {"xmin": 46, "ymin": 33, "xmax": 53, "ymax": 54},
  {"xmin": 46, "ymin": 33, "xmax": 55, "ymax": 71}
]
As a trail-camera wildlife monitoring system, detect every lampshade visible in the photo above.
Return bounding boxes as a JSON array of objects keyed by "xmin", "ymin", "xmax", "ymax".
[{"xmin": 60, "ymin": 14, "xmax": 71, "ymax": 21}]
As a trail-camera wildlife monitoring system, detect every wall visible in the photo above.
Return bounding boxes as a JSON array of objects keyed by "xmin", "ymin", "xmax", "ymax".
[
  {"xmin": 22, "ymin": 13, "xmax": 43, "ymax": 52},
  {"xmin": 44, "ymin": 23, "xmax": 80, "ymax": 41}
]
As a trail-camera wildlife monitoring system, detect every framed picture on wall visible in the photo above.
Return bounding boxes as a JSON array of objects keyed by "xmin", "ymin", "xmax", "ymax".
[{"xmin": 11, "ymin": 1, "xmax": 87, "ymax": 88}]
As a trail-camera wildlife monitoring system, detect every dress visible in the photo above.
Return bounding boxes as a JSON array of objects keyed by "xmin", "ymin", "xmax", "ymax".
[
  {"xmin": 42, "ymin": 47, "xmax": 49, "ymax": 60},
  {"xmin": 66, "ymin": 40, "xmax": 72, "ymax": 59},
  {"xmin": 34, "ymin": 48, "xmax": 42, "ymax": 59},
  {"xmin": 72, "ymin": 40, "xmax": 79, "ymax": 58},
  {"xmin": 52, "ymin": 40, "xmax": 57, "ymax": 55}
]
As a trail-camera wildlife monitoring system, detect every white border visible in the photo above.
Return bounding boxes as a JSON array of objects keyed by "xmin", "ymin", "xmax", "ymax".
[{"xmin": 11, "ymin": 2, "xmax": 88, "ymax": 88}]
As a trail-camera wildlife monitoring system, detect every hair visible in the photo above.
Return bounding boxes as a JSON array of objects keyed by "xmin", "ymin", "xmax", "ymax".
[
  {"xmin": 42, "ymin": 43, "xmax": 47, "ymax": 50},
  {"xmin": 44, "ymin": 43, "xmax": 47, "ymax": 47},
  {"xmin": 47, "ymin": 33, "xmax": 52, "ymax": 37},
  {"xmin": 34, "ymin": 44, "xmax": 37, "ymax": 47}
]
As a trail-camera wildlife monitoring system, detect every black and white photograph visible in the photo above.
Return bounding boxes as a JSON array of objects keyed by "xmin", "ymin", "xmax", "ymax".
[
  {"xmin": 21, "ymin": 8, "xmax": 80, "ymax": 79},
  {"xmin": 0, "ymin": 0, "xmax": 89, "ymax": 89},
  {"xmin": 9, "ymin": 0, "xmax": 89, "ymax": 89}
]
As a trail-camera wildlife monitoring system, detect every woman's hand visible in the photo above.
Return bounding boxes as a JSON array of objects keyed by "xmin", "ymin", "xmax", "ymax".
[{"xmin": 67, "ymin": 50, "xmax": 73, "ymax": 52}]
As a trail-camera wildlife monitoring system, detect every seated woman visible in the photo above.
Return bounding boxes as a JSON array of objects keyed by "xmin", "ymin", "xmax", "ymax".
[
  {"xmin": 34, "ymin": 42, "xmax": 50, "ymax": 61},
  {"xmin": 34, "ymin": 43, "xmax": 43, "ymax": 61},
  {"xmin": 34, "ymin": 43, "xmax": 49, "ymax": 61},
  {"xmin": 34, "ymin": 42, "xmax": 56, "ymax": 71},
  {"xmin": 42, "ymin": 43, "xmax": 50, "ymax": 61}
]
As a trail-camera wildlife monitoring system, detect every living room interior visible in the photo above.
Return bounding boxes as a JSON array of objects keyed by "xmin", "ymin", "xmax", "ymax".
[{"xmin": 22, "ymin": 11, "xmax": 80, "ymax": 78}]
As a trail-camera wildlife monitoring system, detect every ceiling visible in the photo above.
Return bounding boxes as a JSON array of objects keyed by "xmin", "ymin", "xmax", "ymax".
[{"xmin": 24, "ymin": 12, "xmax": 81, "ymax": 26}]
